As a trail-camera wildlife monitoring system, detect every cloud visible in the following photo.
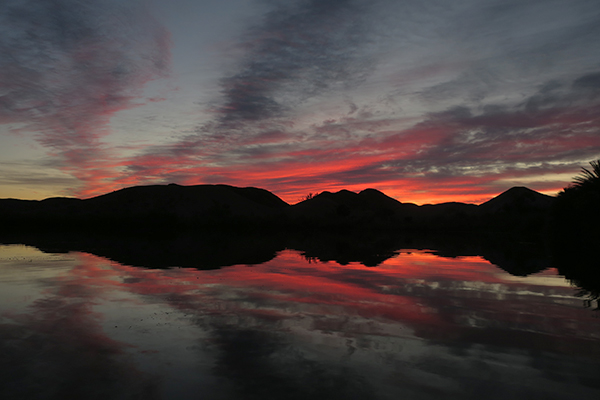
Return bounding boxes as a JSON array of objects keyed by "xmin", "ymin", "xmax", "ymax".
[
  {"xmin": 91, "ymin": 0, "xmax": 384, "ymax": 197},
  {"xmin": 12, "ymin": 0, "xmax": 598, "ymax": 204},
  {"xmin": 573, "ymin": 72, "xmax": 600, "ymax": 90},
  {"xmin": 105, "ymin": 72, "xmax": 600, "ymax": 204},
  {"xmin": 221, "ymin": 73, "xmax": 600, "ymax": 202},
  {"xmin": 0, "ymin": 0, "xmax": 170, "ymax": 189},
  {"xmin": 411, "ymin": 0, "xmax": 600, "ymax": 109},
  {"xmin": 213, "ymin": 0, "xmax": 377, "ymax": 125},
  {"xmin": 0, "ymin": 254, "xmax": 160, "ymax": 399}
]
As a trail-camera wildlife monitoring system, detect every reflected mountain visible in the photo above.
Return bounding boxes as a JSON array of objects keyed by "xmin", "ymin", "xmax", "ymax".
[
  {"xmin": 288, "ymin": 230, "xmax": 554, "ymax": 276},
  {"xmin": 0, "ymin": 231, "xmax": 286, "ymax": 269},
  {"xmin": 2, "ymin": 239, "xmax": 600, "ymax": 399},
  {"xmin": 0, "ymin": 229, "xmax": 553, "ymax": 276},
  {"xmin": 7, "ymin": 229, "xmax": 597, "ymax": 315},
  {"xmin": 552, "ymin": 237, "xmax": 600, "ymax": 310}
]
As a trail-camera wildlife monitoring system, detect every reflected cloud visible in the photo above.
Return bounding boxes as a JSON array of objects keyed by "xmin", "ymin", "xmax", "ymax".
[
  {"xmin": 209, "ymin": 328, "xmax": 374, "ymax": 400},
  {"xmin": 107, "ymin": 247, "xmax": 600, "ymax": 397},
  {"xmin": 0, "ymin": 254, "xmax": 160, "ymax": 399},
  {"xmin": 2, "ymin": 242, "xmax": 600, "ymax": 399}
]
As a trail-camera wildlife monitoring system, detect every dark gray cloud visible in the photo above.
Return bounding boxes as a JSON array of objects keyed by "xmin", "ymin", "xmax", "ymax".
[
  {"xmin": 126, "ymin": 0, "xmax": 381, "ymax": 177},
  {"xmin": 274, "ymin": 71, "xmax": 600, "ymax": 193},
  {"xmin": 523, "ymin": 72, "xmax": 600, "ymax": 112},
  {"xmin": 384, "ymin": 73, "xmax": 600, "ymax": 177},
  {"xmin": 415, "ymin": 0, "xmax": 600, "ymax": 108},
  {"xmin": 573, "ymin": 72, "xmax": 600, "ymax": 89},
  {"xmin": 0, "ymin": 0, "xmax": 170, "ymax": 171},
  {"xmin": 62, "ymin": 0, "xmax": 600, "ymax": 201},
  {"xmin": 215, "ymin": 0, "xmax": 376, "ymax": 125},
  {"xmin": 572, "ymin": 72, "xmax": 600, "ymax": 101}
]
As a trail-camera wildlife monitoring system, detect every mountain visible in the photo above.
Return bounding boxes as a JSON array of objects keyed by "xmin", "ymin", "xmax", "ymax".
[
  {"xmin": 475, "ymin": 186, "xmax": 555, "ymax": 233},
  {"xmin": 478, "ymin": 186, "xmax": 555, "ymax": 213},
  {"xmin": 286, "ymin": 188, "xmax": 417, "ymax": 227},
  {"xmin": 0, "ymin": 184, "xmax": 289, "ymax": 231},
  {"xmin": 85, "ymin": 183, "xmax": 288, "ymax": 218},
  {"xmin": 287, "ymin": 186, "xmax": 554, "ymax": 232},
  {"xmin": 0, "ymin": 184, "xmax": 555, "ymax": 233}
]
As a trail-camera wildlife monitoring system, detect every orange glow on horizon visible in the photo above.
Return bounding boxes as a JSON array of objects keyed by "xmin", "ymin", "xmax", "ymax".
[
  {"xmin": 9, "ymin": 101, "xmax": 591, "ymax": 204},
  {"xmin": 71, "ymin": 174, "xmax": 563, "ymax": 206},
  {"xmin": 10, "ymin": 173, "xmax": 565, "ymax": 206}
]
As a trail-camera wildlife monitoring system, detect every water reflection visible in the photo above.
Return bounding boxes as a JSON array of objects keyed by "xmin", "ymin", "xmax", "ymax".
[
  {"xmin": 1, "ymin": 241, "xmax": 599, "ymax": 400},
  {"xmin": 0, "ymin": 246, "xmax": 160, "ymax": 399},
  {"xmin": 0, "ymin": 230, "xmax": 554, "ymax": 273}
]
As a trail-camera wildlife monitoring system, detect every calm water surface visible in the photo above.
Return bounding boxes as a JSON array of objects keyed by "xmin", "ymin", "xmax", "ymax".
[{"xmin": 1, "ymin": 243, "xmax": 599, "ymax": 399}]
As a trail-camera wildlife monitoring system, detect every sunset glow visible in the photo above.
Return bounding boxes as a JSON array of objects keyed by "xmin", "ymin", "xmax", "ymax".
[{"xmin": 1, "ymin": 0, "xmax": 600, "ymax": 204}]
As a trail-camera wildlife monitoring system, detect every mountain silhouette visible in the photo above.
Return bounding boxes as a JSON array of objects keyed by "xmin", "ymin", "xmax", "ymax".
[
  {"xmin": 478, "ymin": 186, "xmax": 554, "ymax": 213},
  {"xmin": 0, "ymin": 184, "xmax": 555, "ymax": 233},
  {"xmin": 0, "ymin": 184, "xmax": 288, "ymax": 231},
  {"xmin": 287, "ymin": 186, "xmax": 554, "ymax": 232},
  {"xmin": 4, "ymin": 183, "xmax": 597, "ymax": 300},
  {"xmin": 286, "ymin": 188, "xmax": 418, "ymax": 228}
]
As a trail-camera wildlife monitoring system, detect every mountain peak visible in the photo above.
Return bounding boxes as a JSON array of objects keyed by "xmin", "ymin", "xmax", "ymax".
[{"xmin": 479, "ymin": 186, "xmax": 555, "ymax": 213}]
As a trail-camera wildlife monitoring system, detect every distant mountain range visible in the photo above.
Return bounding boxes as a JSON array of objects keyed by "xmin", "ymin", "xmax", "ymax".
[
  {"xmin": 0, "ymin": 184, "xmax": 555, "ymax": 233},
  {"xmin": 3, "ymin": 184, "xmax": 597, "ymax": 297}
]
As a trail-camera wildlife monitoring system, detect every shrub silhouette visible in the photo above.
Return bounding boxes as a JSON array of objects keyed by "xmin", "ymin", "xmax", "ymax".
[{"xmin": 302, "ymin": 192, "xmax": 319, "ymax": 201}]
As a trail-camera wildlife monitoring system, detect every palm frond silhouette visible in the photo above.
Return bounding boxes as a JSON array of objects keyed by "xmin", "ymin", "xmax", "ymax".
[{"xmin": 572, "ymin": 159, "xmax": 600, "ymax": 189}]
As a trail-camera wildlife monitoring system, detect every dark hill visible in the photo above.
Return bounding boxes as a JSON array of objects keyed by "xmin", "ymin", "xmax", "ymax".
[
  {"xmin": 86, "ymin": 184, "xmax": 288, "ymax": 218},
  {"xmin": 475, "ymin": 186, "xmax": 555, "ymax": 233},
  {"xmin": 0, "ymin": 184, "xmax": 555, "ymax": 233},
  {"xmin": 285, "ymin": 186, "xmax": 554, "ymax": 232},
  {"xmin": 286, "ymin": 188, "xmax": 419, "ymax": 229},
  {"xmin": 0, "ymin": 184, "xmax": 289, "ymax": 231},
  {"xmin": 479, "ymin": 186, "xmax": 554, "ymax": 213}
]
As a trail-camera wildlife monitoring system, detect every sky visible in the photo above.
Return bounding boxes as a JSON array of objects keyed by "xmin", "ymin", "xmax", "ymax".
[{"xmin": 1, "ymin": 0, "xmax": 600, "ymax": 205}]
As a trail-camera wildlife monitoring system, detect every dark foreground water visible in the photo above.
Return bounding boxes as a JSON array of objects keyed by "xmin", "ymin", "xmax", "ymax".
[{"xmin": 1, "ymin": 242, "xmax": 599, "ymax": 400}]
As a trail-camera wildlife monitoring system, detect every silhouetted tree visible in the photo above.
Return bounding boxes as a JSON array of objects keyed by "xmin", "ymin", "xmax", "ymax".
[
  {"xmin": 554, "ymin": 159, "xmax": 600, "ymax": 239},
  {"xmin": 566, "ymin": 159, "xmax": 600, "ymax": 191},
  {"xmin": 552, "ymin": 160, "xmax": 600, "ymax": 306}
]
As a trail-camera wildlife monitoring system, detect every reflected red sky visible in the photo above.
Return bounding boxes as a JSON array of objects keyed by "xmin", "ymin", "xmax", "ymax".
[
  {"xmin": 49, "ymin": 249, "xmax": 600, "ymax": 356},
  {"xmin": 3, "ymin": 245, "xmax": 600, "ymax": 399}
]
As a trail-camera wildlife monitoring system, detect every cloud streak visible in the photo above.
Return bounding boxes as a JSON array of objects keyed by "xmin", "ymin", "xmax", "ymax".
[
  {"xmin": 214, "ymin": 0, "xmax": 375, "ymax": 124},
  {"xmin": 109, "ymin": 70, "xmax": 600, "ymax": 204},
  {"xmin": 0, "ymin": 0, "xmax": 170, "ymax": 191},
  {"xmin": 2, "ymin": 0, "xmax": 600, "ymax": 204}
]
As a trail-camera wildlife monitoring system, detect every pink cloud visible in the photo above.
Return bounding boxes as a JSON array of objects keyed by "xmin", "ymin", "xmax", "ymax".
[
  {"xmin": 0, "ymin": 0, "xmax": 171, "ymax": 195},
  {"xmin": 83, "ymin": 96, "xmax": 598, "ymax": 204}
]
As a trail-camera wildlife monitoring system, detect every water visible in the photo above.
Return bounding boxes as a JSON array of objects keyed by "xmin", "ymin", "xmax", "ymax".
[{"xmin": 1, "ymin": 242, "xmax": 599, "ymax": 399}]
